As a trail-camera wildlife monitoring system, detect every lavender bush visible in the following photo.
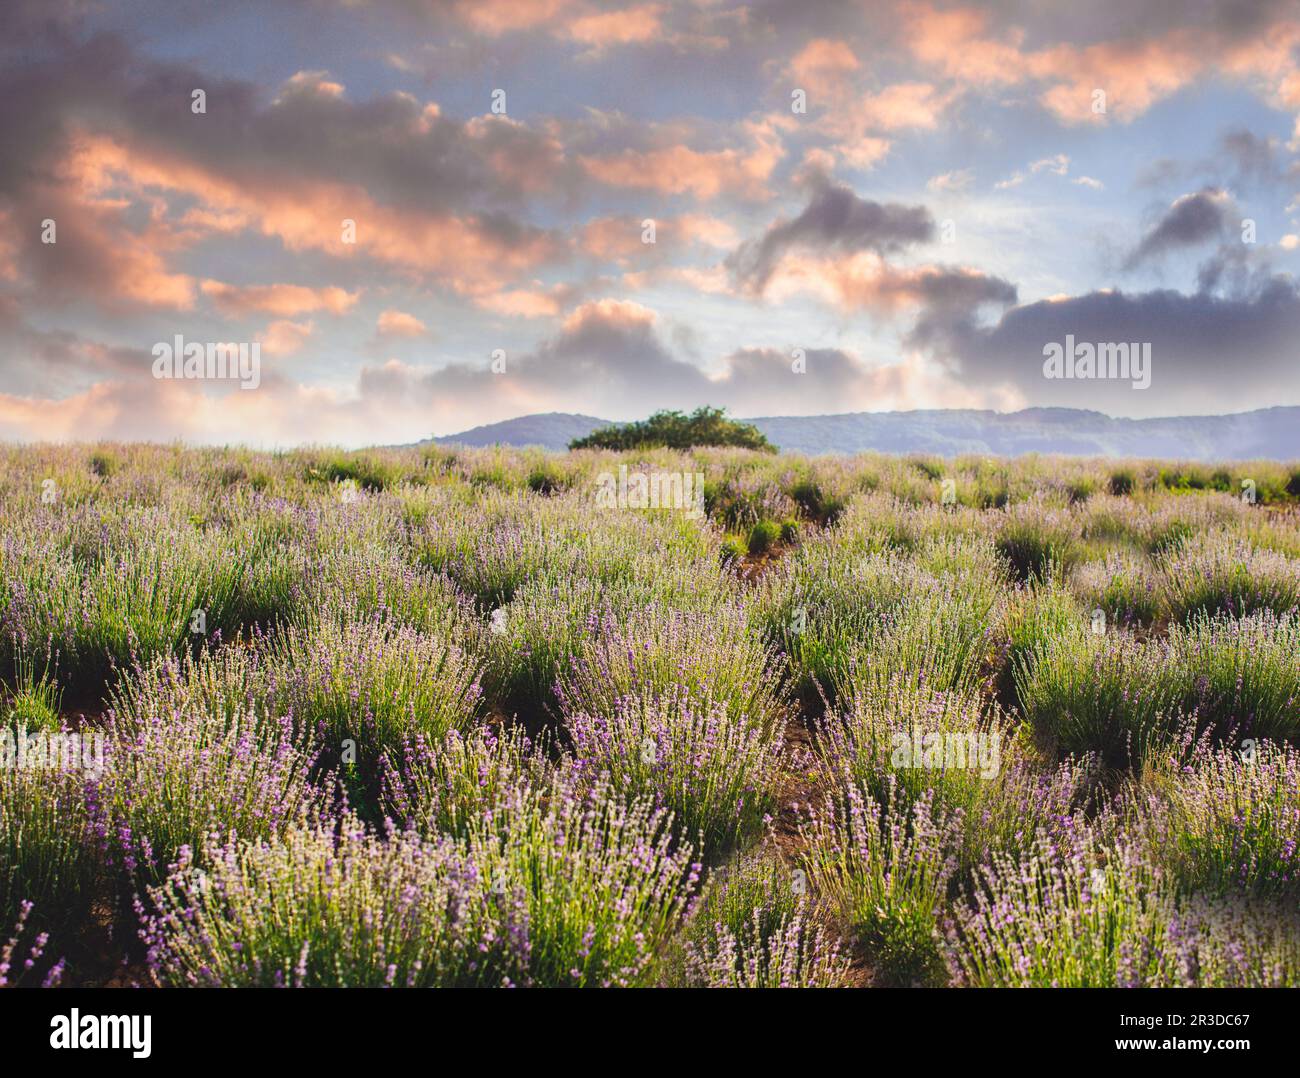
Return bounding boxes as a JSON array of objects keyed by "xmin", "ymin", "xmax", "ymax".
[
  {"xmin": 946, "ymin": 829, "xmax": 1300, "ymax": 987},
  {"xmin": 92, "ymin": 700, "xmax": 324, "ymax": 886},
  {"xmin": 0, "ymin": 758, "xmax": 101, "ymax": 932},
  {"xmin": 566, "ymin": 686, "xmax": 784, "ymax": 851},
  {"xmin": 1141, "ymin": 739, "xmax": 1300, "ymax": 898},
  {"xmin": 677, "ymin": 853, "xmax": 853, "ymax": 988},
  {"xmin": 802, "ymin": 782, "xmax": 960, "ymax": 985},
  {"xmin": 271, "ymin": 617, "xmax": 485, "ymax": 780},
  {"xmin": 142, "ymin": 816, "xmax": 508, "ymax": 987},
  {"xmin": 0, "ymin": 902, "xmax": 65, "ymax": 988}
]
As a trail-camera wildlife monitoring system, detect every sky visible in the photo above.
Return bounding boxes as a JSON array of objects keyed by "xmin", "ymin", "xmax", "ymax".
[{"xmin": 3, "ymin": 0, "xmax": 1300, "ymax": 447}]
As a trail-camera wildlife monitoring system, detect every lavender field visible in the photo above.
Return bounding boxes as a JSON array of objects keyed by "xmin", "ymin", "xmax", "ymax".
[{"xmin": 2, "ymin": 442, "xmax": 1299, "ymax": 989}]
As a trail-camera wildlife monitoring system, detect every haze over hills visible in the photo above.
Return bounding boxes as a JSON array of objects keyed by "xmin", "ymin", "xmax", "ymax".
[{"xmin": 430, "ymin": 407, "xmax": 1300, "ymax": 461}]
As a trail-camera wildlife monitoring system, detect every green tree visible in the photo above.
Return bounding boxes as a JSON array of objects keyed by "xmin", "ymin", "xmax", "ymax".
[{"xmin": 569, "ymin": 407, "xmax": 777, "ymax": 452}]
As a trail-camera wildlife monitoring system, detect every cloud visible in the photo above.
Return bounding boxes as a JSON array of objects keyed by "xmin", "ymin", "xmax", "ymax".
[
  {"xmin": 996, "ymin": 154, "xmax": 1072, "ymax": 190},
  {"xmin": 450, "ymin": 0, "xmax": 577, "ymax": 37},
  {"xmin": 1031, "ymin": 154, "xmax": 1070, "ymax": 176},
  {"xmin": 474, "ymin": 285, "xmax": 578, "ymax": 318},
  {"xmin": 578, "ymin": 120, "xmax": 784, "ymax": 200},
  {"xmin": 566, "ymin": 4, "xmax": 665, "ymax": 49},
  {"xmin": 580, "ymin": 214, "xmax": 738, "ymax": 264},
  {"xmin": 786, "ymin": 31, "xmax": 953, "ymax": 171},
  {"xmin": 258, "ymin": 319, "xmax": 314, "ymax": 356},
  {"xmin": 4, "ymin": 0, "xmax": 1300, "ymax": 443},
  {"xmin": 927, "ymin": 170, "xmax": 974, "ymax": 193},
  {"xmin": 761, "ymin": 253, "xmax": 1018, "ymax": 326},
  {"xmin": 0, "ymin": 33, "xmax": 578, "ymax": 320},
  {"xmin": 376, "ymin": 309, "xmax": 427, "ymax": 337},
  {"xmin": 927, "ymin": 274, "xmax": 1300, "ymax": 414},
  {"xmin": 201, "ymin": 281, "xmax": 359, "ymax": 317},
  {"xmin": 790, "ymin": 38, "xmax": 860, "ymax": 101},
  {"xmin": 1218, "ymin": 127, "xmax": 1283, "ymax": 186},
  {"xmin": 350, "ymin": 296, "xmax": 1017, "ymax": 430},
  {"xmin": 728, "ymin": 177, "xmax": 935, "ymax": 293},
  {"xmin": 902, "ymin": 0, "xmax": 1300, "ymax": 128},
  {"xmin": 1124, "ymin": 188, "xmax": 1237, "ymax": 269},
  {"xmin": 0, "ymin": 291, "xmax": 1012, "ymax": 445}
]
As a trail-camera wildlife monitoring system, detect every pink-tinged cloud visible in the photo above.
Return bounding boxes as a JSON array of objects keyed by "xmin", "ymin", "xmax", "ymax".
[
  {"xmin": 201, "ymin": 281, "xmax": 359, "ymax": 317},
  {"xmin": 903, "ymin": 3, "xmax": 1028, "ymax": 88},
  {"xmin": 63, "ymin": 131, "xmax": 563, "ymax": 299},
  {"xmin": 376, "ymin": 309, "xmax": 428, "ymax": 337},
  {"xmin": 258, "ymin": 319, "xmax": 314, "ymax": 356},
  {"xmin": 580, "ymin": 122, "xmax": 784, "ymax": 200},
  {"xmin": 567, "ymin": 4, "xmax": 665, "ymax": 48},
  {"xmin": 475, "ymin": 287, "xmax": 570, "ymax": 318},
  {"xmin": 862, "ymin": 82, "xmax": 951, "ymax": 131},
  {"xmin": 451, "ymin": 0, "xmax": 575, "ymax": 35},
  {"xmin": 760, "ymin": 251, "xmax": 1014, "ymax": 319},
  {"xmin": 791, "ymin": 38, "xmax": 860, "ymax": 101},
  {"xmin": 0, "ymin": 214, "xmax": 16, "ymax": 282},
  {"xmin": 902, "ymin": 1, "xmax": 1300, "ymax": 126},
  {"xmin": 581, "ymin": 213, "xmax": 738, "ymax": 263},
  {"xmin": 10, "ymin": 139, "xmax": 201, "ymax": 311},
  {"xmin": 787, "ymin": 36, "xmax": 950, "ymax": 171}
]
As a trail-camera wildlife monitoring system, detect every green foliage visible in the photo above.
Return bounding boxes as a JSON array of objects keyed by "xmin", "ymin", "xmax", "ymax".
[
  {"xmin": 569, "ymin": 407, "xmax": 776, "ymax": 452},
  {"xmin": 747, "ymin": 519, "xmax": 781, "ymax": 555},
  {"xmin": 1108, "ymin": 469, "xmax": 1135, "ymax": 496}
]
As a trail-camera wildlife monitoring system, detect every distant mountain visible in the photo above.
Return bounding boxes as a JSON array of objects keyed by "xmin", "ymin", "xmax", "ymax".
[
  {"xmin": 431, "ymin": 407, "xmax": 1300, "ymax": 460},
  {"xmin": 432, "ymin": 413, "xmax": 612, "ymax": 450}
]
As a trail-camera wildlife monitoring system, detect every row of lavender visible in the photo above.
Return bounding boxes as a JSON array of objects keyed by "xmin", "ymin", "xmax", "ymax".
[{"xmin": 2, "ymin": 443, "xmax": 1298, "ymax": 987}]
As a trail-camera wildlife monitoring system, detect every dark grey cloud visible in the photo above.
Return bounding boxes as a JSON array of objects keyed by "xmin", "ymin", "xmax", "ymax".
[
  {"xmin": 360, "ymin": 299, "xmax": 908, "ymax": 420},
  {"xmin": 1124, "ymin": 188, "xmax": 1236, "ymax": 270},
  {"xmin": 928, "ymin": 274, "xmax": 1300, "ymax": 413},
  {"xmin": 0, "ymin": 33, "xmax": 577, "ymax": 214},
  {"xmin": 1218, "ymin": 128, "xmax": 1281, "ymax": 187},
  {"xmin": 906, "ymin": 271, "xmax": 1020, "ymax": 351},
  {"xmin": 1135, "ymin": 157, "xmax": 1183, "ymax": 189},
  {"xmin": 727, "ymin": 179, "xmax": 935, "ymax": 292}
]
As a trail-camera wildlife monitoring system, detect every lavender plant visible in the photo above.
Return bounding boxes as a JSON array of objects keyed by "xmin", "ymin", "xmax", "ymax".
[
  {"xmin": 141, "ymin": 816, "xmax": 509, "ymax": 987},
  {"xmin": 459, "ymin": 777, "xmax": 700, "ymax": 986},
  {"xmin": 946, "ymin": 833, "xmax": 1175, "ymax": 987},
  {"xmin": 0, "ymin": 760, "xmax": 101, "ymax": 932},
  {"xmin": 1164, "ymin": 611, "xmax": 1300, "ymax": 742},
  {"xmin": 818, "ymin": 676, "xmax": 1097, "ymax": 872},
  {"xmin": 92, "ymin": 700, "xmax": 324, "ymax": 886},
  {"xmin": 802, "ymin": 782, "xmax": 960, "ymax": 985},
  {"xmin": 1158, "ymin": 533, "xmax": 1300, "ymax": 622},
  {"xmin": 947, "ymin": 829, "xmax": 1300, "ymax": 987},
  {"xmin": 380, "ymin": 724, "xmax": 559, "ymax": 839},
  {"xmin": 0, "ymin": 902, "xmax": 65, "ymax": 988},
  {"xmin": 676, "ymin": 852, "xmax": 853, "ymax": 988},
  {"xmin": 1014, "ymin": 624, "xmax": 1179, "ymax": 764},
  {"xmin": 565, "ymin": 686, "xmax": 784, "ymax": 851},
  {"xmin": 1141, "ymin": 740, "xmax": 1300, "ymax": 898},
  {"xmin": 557, "ymin": 601, "xmax": 789, "ymax": 734},
  {"xmin": 1071, "ymin": 551, "xmax": 1160, "ymax": 629},
  {"xmin": 271, "ymin": 617, "xmax": 485, "ymax": 780}
]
